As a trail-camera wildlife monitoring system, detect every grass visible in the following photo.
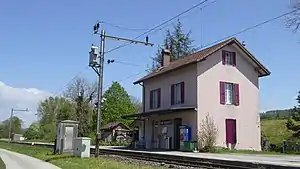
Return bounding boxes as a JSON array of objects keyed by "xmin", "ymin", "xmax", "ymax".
[
  {"xmin": 0, "ymin": 158, "xmax": 5, "ymax": 169},
  {"xmin": 0, "ymin": 141, "xmax": 165, "ymax": 169},
  {"xmin": 261, "ymin": 119, "xmax": 293, "ymax": 145}
]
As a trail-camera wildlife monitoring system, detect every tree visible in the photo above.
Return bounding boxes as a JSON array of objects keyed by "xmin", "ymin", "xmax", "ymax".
[
  {"xmin": 35, "ymin": 77, "xmax": 96, "ymax": 140},
  {"xmin": 286, "ymin": 91, "xmax": 300, "ymax": 137},
  {"xmin": 37, "ymin": 96, "xmax": 75, "ymax": 141},
  {"xmin": 286, "ymin": 0, "xmax": 300, "ymax": 32},
  {"xmin": 0, "ymin": 117, "xmax": 23, "ymax": 138},
  {"xmin": 197, "ymin": 113, "xmax": 218, "ymax": 152},
  {"xmin": 24, "ymin": 122, "xmax": 41, "ymax": 140},
  {"xmin": 130, "ymin": 96, "xmax": 143, "ymax": 113},
  {"xmin": 151, "ymin": 19, "xmax": 197, "ymax": 69},
  {"xmin": 63, "ymin": 77, "xmax": 97, "ymax": 137},
  {"xmin": 101, "ymin": 82, "xmax": 138, "ymax": 127}
]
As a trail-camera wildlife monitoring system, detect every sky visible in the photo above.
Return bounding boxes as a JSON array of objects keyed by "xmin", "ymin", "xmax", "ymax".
[{"xmin": 0, "ymin": 0, "xmax": 299, "ymax": 127}]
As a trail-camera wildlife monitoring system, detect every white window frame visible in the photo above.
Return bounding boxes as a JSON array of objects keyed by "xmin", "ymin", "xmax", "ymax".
[
  {"xmin": 173, "ymin": 83, "xmax": 182, "ymax": 105},
  {"xmin": 225, "ymin": 51, "xmax": 234, "ymax": 65},
  {"xmin": 151, "ymin": 89, "xmax": 159, "ymax": 109},
  {"xmin": 225, "ymin": 83, "xmax": 234, "ymax": 105}
]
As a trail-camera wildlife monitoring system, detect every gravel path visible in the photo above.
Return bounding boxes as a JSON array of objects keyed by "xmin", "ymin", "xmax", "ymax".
[{"xmin": 0, "ymin": 148, "xmax": 60, "ymax": 169}]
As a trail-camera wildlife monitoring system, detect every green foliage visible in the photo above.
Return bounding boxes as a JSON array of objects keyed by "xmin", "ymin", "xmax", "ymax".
[
  {"xmin": 0, "ymin": 142, "xmax": 164, "ymax": 169},
  {"xmin": 0, "ymin": 116, "xmax": 23, "ymax": 138},
  {"xmin": 260, "ymin": 109, "xmax": 293, "ymax": 120},
  {"xmin": 152, "ymin": 19, "xmax": 197, "ymax": 70},
  {"xmin": 0, "ymin": 157, "xmax": 5, "ymax": 169},
  {"xmin": 23, "ymin": 122, "xmax": 41, "ymax": 140},
  {"xmin": 34, "ymin": 77, "xmax": 96, "ymax": 140},
  {"xmin": 36, "ymin": 96, "xmax": 75, "ymax": 141},
  {"xmin": 130, "ymin": 96, "xmax": 142, "ymax": 113},
  {"xmin": 286, "ymin": 91, "xmax": 300, "ymax": 137},
  {"xmin": 261, "ymin": 119, "xmax": 293, "ymax": 145},
  {"xmin": 101, "ymin": 81, "xmax": 138, "ymax": 127},
  {"xmin": 63, "ymin": 77, "xmax": 96, "ymax": 137}
]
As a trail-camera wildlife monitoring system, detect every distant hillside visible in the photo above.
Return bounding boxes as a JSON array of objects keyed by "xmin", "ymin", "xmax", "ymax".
[
  {"xmin": 260, "ymin": 109, "xmax": 293, "ymax": 120},
  {"xmin": 261, "ymin": 119, "xmax": 293, "ymax": 145}
]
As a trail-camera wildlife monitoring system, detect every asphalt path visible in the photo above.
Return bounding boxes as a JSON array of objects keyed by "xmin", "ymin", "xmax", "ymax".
[{"xmin": 0, "ymin": 148, "xmax": 60, "ymax": 169}]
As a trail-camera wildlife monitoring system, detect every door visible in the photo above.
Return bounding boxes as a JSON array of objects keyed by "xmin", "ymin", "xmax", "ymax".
[
  {"xmin": 225, "ymin": 119, "xmax": 237, "ymax": 144},
  {"xmin": 173, "ymin": 118, "xmax": 182, "ymax": 150},
  {"xmin": 64, "ymin": 126, "xmax": 74, "ymax": 150}
]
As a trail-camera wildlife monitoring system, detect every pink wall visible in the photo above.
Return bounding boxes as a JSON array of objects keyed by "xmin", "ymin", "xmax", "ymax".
[
  {"xmin": 197, "ymin": 44, "xmax": 261, "ymax": 150},
  {"xmin": 143, "ymin": 64, "xmax": 198, "ymax": 112},
  {"xmin": 140, "ymin": 43, "xmax": 263, "ymax": 151}
]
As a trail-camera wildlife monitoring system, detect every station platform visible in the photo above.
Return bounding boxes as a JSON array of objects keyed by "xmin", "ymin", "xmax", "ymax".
[{"xmin": 99, "ymin": 147, "xmax": 300, "ymax": 168}]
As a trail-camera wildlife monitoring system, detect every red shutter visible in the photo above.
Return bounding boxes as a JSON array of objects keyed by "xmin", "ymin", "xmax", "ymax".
[
  {"xmin": 234, "ymin": 83, "xmax": 239, "ymax": 106},
  {"xmin": 232, "ymin": 52, "xmax": 236, "ymax": 66},
  {"xmin": 150, "ymin": 90, "xmax": 153, "ymax": 109},
  {"xmin": 220, "ymin": 81, "xmax": 225, "ymax": 104},
  {"xmin": 222, "ymin": 51, "xmax": 226, "ymax": 65},
  {"xmin": 171, "ymin": 84, "xmax": 174, "ymax": 105},
  {"xmin": 157, "ymin": 88, "xmax": 161, "ymax": 108},
  {"xmin": 180, "ymin": 82, "xmax": 185, "ymax": 104}
]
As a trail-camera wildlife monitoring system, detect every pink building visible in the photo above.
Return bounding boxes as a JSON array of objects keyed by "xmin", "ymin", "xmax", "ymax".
[{"xmin": 123, "ymin": 37, "xmax": 270, "ymax": 151}]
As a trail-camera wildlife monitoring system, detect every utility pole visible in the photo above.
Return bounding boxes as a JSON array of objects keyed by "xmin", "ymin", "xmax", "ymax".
[
  {"xmin": 8, "ymin": 108, "xmax": 28, "ymax": 142},
  {"xmin": 89, "ymin": 21, "xmax": 154, "ymax": 157}
]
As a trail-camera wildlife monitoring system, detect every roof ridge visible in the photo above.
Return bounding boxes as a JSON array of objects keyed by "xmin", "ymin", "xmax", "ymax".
[{"xmin": 133, "ymin": 37, "xmax": 240, "ymax": 84}]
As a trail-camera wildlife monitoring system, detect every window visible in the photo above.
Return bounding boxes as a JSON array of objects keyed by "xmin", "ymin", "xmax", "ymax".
[
  {"xmin": 222, "ymin": 50, "xmax": 236, "ymax": 66},
  {"xmin": 220, "ymin": 81, "xmax": 239, "ymax": 106},
  {"xmin": 171, "ymin": 82, "xmax": 185, "ymax": 105},
  {"xmin": 150, "ymin": 88, "xmax": 161, "ymax": 109},
  {"xmin": 225, "ymin": 83, "xmax": 234, "ymax": 104}
]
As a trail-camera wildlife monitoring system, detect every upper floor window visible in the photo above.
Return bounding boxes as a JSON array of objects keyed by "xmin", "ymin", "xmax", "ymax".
[
  {"xmin": 171, "ymin": 82, "xmax": 185, "ymax": 105},
  {"xmin": 220, "ymin": 81, "xmax": 239, "ymax": 106},
  {"xmin": 150, "ymin": 88, "xmax": 161, "ymax": 109},
  {"xmin": 222, "ymin": 50, "xmax": 236, "ymax": 66}
]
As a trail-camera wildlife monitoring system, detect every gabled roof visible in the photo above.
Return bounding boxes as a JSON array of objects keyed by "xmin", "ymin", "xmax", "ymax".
[
  {"xmin": 134, "ymin": 37, "xmax": 270, "ymax": 84},
  {"xmin": 101, "ymin": 122, "xmax": 129, "ymax": 130}
]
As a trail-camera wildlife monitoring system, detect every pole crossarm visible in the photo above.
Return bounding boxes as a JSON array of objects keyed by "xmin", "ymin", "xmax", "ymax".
[
  {"xmin": 102, "ymin": 34, "xmax": 154, "ymax": 46},
  {"xmin": 90, "ymin": 22, "xmax": 154, "ymax": 157}
]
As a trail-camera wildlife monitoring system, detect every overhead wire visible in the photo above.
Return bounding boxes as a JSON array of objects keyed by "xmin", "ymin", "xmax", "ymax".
[
  {"xmin": 148, "ymin": 0, "xmax": 218, "ymax": 36},
  {"xmin": 199, "ymin": 8, "xmax": 298, "ymax": 49},
  {"xmin": 103, "ymin": 68, "xmax": 151, "ymax": 91},
  {"xmin": 54, "ymin": 1, "xmax": 296, "ymax": 96},
  {"xmin": 104, "ymin": 0, "xmax": 210, "ymax": 55},
  {"xmin": 52, "ymin": 66, "xmax": 90, "ymax": 97},
  {"xmin": 103, "ymin": 8, "xmax": 299, "ymax": 91},
  {"xmin": 100, "ymin": 21, "xmax": 150, "ymax": 31}
]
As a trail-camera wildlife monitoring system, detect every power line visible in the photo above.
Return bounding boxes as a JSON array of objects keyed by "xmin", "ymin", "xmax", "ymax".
[
  {"xmin": 104, "ymin": 0, "xmax": 210, "ymax": 55},
  {"xmin": 106, "ymin": 59, "xmax": 143, "ymax": 67},
  {"xmin": 101, "ymin": 21, "xmax": 150, "ymax": 31},
  {"xmin": 54, "ymin": 5, "xmax": 294, "ymax": 98},
  {"xmin": 148, "ymin": 0, "xmax": 218, "ymax": 36},
  {"xmin": 52, "ymin": 66, "xmax": 89, "ymax": 96},
  {"xmin": 199, "ymin": 9, "xmax": 298, "ymax": 49},
  {"xmin": 103, "ymin": 68, "xmax": 150, "ymax": 90}
]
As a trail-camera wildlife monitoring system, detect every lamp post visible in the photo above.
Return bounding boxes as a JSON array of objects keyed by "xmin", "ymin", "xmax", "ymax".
[{"xmin": 8, "ymin": 108, "xmax": 29, "ymax": 142}]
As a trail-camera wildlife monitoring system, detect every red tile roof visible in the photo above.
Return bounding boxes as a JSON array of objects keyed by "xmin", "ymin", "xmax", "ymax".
[{"xmin": 133, "ymin": 37, "xmax": 270, "ymax": 84}]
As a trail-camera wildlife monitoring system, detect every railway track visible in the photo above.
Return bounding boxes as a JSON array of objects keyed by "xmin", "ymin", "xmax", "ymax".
[
  {"xmin": 5, "ymin": 141, "xmax": 300, "ymax": 169},
  {"xmin": 92, "ymin": 148, "xmax": 293, "ymax": 169}
]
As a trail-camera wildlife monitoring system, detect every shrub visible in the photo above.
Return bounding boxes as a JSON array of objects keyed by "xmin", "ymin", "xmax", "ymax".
[{"xmin": 197, "ymin": 113, "xmax": 218, "ymax": 152}]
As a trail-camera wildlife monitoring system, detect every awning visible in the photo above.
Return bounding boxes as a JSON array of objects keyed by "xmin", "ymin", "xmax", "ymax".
[{"xmin": 122, "ymin": 106, "xmax": 196, "ymax": 119}]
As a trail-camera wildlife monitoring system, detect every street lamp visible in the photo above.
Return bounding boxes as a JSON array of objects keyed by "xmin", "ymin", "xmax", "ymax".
[{"xmin": 8, "ymin": 108, "xmax": 29, "ymax": 142}]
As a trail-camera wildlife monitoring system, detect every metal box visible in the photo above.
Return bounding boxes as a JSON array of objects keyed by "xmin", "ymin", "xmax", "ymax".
[
  {"xmin": 55, "ymin": 120, "xmax": 79, "ymax": 154},
  {"xmin": 73, "ymin": 137, "xmax": 91, "ymax": 158}
]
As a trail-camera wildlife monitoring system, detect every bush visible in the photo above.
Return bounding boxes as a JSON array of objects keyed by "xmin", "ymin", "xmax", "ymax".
[{"xmin": 197, "ymin": 113, "xmax": 218, "ymax": 152}]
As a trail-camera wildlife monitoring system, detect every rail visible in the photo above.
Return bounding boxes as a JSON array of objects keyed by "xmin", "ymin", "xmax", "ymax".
[{"xmin": 1, "ymin": 140, "xmax": 300, "ymax": 169}]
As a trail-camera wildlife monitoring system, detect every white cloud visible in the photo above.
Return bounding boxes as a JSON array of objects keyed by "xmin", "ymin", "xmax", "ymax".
[{"xmin": 0, "ymin": 81, "xmax": 51, "ymax": 128}]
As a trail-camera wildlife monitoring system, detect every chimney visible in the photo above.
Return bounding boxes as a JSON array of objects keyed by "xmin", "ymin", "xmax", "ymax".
[{"xmin": 161, "ymin": 49, "xmax": 171, "ymax": 67}]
